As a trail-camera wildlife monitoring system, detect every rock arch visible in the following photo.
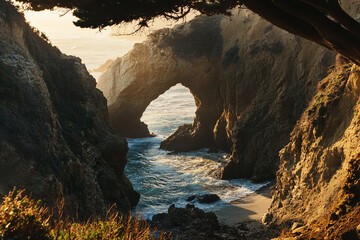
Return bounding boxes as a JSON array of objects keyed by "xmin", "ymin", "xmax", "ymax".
[
  {"xmin": 97, "ymin": 15, "xmax": 232, "ymax": 152},
  {"xmin": 98, "ymin": 36, "xmax": 228, "ymax": 151},
  {"xmin": 97, "ymin": 11, "xmax": 335, "ymax": 181}
]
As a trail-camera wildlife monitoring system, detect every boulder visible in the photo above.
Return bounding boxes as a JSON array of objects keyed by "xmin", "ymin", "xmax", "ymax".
[{"xmin": 198, "ymin": 194, "xmax": 221, "ymax": 204}]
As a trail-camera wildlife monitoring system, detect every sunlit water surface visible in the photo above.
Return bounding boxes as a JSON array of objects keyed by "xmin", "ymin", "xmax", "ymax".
[{"xmin": 127, "ymin": 84, "xmax": 268, "ymax": 219}]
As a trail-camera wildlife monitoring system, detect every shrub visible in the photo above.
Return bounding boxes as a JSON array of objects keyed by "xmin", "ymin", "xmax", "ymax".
[
  {"xmin": 0, "ymin": 189, "xmax": 50, "ymax": 240},
  {"xmin": 0, "ymin": 189, "xmax": 170, "ymax": 240},
  {"xmin": 51, "ymin": 213, "xmax": 169, "ymax": 240}
]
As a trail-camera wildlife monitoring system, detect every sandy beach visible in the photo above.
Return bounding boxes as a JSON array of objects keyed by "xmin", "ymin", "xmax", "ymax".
[{"xmin": 214, "ymin": 181, "xmax": 274, "ymax": 226}]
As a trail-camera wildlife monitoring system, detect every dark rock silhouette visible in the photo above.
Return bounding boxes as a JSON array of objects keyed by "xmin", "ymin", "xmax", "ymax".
[
  {"xmin": 0, "ymin": 0, "xmax": 138, "ymax": 220},
  {"xmin": 185, "ymin": 194, "xmax": 220, "ymax": 203}
]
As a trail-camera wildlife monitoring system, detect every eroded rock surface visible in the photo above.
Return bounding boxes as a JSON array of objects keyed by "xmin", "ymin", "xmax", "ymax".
[
  {"xmin": 0, "ymin": 1, "xmax": 139, "ymax": 220},
  {"xmin": 98, "ymin": 10, "xmax": 334, "ymax": 181},
  {"xmin": 264, "ymin": 56, "xmax": 360, "ymax": 239}
]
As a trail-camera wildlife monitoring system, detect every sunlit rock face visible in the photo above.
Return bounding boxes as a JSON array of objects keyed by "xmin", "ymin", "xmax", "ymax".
[
  {"xmin": 97, "ymin": 10, "xmax": 335, "ymax": 181},
  {"xmin": 0, "ymin": 1, "xmax": 139, "ymax": 220},
  {"xmin": 263, "ymin": 1, "xmax": 360, "ymax": 236},
  {"xmin": 265, "ymin": 56, "xmax": 360, "ymax": 228},
  {"xmin": 98, "ymin": 16, "xmax": 224, "ymax": 144}
]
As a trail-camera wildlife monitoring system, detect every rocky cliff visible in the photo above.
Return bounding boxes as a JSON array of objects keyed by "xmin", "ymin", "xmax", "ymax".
[
  {"xmin": 0, "ymin": 1, "xmax": 139, "ymax": 220},
  {"xmin": 97, "ymin": 10, "xmax": 335, "ymax": 181},
  {"xmin": 264, "ymin": 55, "xmax": 360, "ymax": 239}
]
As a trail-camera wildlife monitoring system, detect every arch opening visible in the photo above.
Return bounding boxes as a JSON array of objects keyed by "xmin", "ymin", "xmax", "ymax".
[{"xmin": 141, "ymin": 83, "xmax": 196, "ymax": 138}]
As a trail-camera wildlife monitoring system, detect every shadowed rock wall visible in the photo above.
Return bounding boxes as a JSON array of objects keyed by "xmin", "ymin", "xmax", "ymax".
[{"xmin": 0, "ymin": 1, "xmax": 139, "ymax": 220}]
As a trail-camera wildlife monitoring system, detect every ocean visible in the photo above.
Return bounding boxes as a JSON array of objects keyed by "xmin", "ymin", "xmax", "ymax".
[
  {"xmin": 25, "ymin": 10, "xmax": 269, "ymax": 219},
  {"xmin": 127, "ymin": 84, "xmax": 268, "ymax": 219}
]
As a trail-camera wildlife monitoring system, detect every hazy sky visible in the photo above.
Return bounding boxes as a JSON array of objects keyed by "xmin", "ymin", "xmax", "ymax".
[
  {"xmin": 24, "ymin": 10, "xmax": 143, "ymax": 41},
  {"xmin": 24, "ymin": 10, "xmax": 140, "ymax": 76},
  {"xmin": 24, "ymin": 10, "xmax": 195, "ymax": 77}
]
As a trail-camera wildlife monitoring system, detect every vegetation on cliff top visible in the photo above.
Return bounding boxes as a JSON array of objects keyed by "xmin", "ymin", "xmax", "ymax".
[{"xmin": 0, "ymin": 189, "xmax": 169, "ymax": 240}]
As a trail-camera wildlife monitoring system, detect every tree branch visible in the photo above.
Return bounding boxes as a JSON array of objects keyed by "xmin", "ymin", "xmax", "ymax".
[
  {"xmin": 272, "ymin": 0, "xmax": 360, "ymax": 65},
  {"xmin": 298, "ymin": 0, "xmax": 360, "ymax": 40},
  {"xmin": 242, "ymin": 0, "xmax": 331, "ymax": 48}
]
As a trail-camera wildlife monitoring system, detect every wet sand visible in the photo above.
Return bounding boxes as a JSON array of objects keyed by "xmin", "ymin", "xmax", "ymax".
[{"xmin": 214, "ymin": 181, "xmax": 274, "ymax": 226}]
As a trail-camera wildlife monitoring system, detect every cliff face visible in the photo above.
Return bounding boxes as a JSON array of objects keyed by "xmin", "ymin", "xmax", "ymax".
[
  {"xmin": 97, "ymin": 10, "xmax": 334, "ymax": 181},
  {"xmin": 264, "ymin": 56, "xmax": 360, "ymax": 238},
  {"xmin": 0, "ymin": 1, "xmax": 139, "ymax": 219}
]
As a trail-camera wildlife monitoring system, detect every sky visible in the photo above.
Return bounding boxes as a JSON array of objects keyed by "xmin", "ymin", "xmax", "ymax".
[
  {"xmin": 24, "ymin": 10, "xmax": 139, "ymax": 76},
  {"xmin": 24, "ymin": 10, "xmax": 195, "ymax": 78}
]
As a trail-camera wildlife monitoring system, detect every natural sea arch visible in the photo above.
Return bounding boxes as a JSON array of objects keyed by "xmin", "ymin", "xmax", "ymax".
[
  {"xmin": 140, "ymin": 84, "xmax": 196, "ymax": 137},
  {"xmin": 96, "ymin": 12, "xmax": 335, "ymax": 180},
  {"xmin": 97, "ymin": 15, "xmax": 232, "ymax": 153},
  {"xmin": 105, "ymin": 57, "xmax": 229, "ymax": 152}
]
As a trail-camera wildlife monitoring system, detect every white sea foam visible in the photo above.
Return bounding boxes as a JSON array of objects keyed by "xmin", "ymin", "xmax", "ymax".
[{"xmin": 127, "ymin": 84, "xmax": 269, "ymax": 219}]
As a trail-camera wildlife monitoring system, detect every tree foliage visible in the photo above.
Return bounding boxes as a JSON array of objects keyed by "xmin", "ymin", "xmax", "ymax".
[
  {"xmin": 15, "ymin": 0, "xmax": 360, "ymax": 65},
  {"xmin": 17, "ymin": 0, "xmax": 240, "ymax": 28}
]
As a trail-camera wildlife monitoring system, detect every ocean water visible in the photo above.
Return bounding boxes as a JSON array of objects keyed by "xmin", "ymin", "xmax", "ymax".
[
  {"xmin": 24, "ymin": 12, "xmax": 269, "ymax": 219},
  {"xmin": 127, "ymin": 84, "xmax": 269, "ymax": 219}
]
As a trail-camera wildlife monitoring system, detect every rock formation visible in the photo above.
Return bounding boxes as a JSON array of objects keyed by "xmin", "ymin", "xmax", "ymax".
[
  {"xmin": 0, "ymin": 1, "xmax": 139, "ymax": 220},
  {"xmin": 151, "ymin": 204, "xmax": 280, "ymax": 240},
  {"xmin": 97, "ymin": 10, "xmax": 335, "ymax": 181},
  {"xmin": 90, "ymin": 59, "xmax": 114, "ymax": 73},
  {"xmin": 264, "ymin": 55, "xmax": 360, "ymax": 239},
  {"xmin": 255, "ymin": 2, "xmax": 360, "ymax": 238}
]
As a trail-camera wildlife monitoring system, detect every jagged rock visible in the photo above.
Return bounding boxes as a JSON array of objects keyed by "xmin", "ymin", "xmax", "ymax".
[
  {"xmin": 152, "ymin": 204, "xmax": 220, "ymax": 232},
  {"xmin": 98, "ymin": 9, "xmax": 335, "ymax": 181},
  {"xmin": 0, "ymin": 1, "xmax": 139, "ymax": 220},
  {"xmin": 186, "ymin": 194, "xmax": 220, "ymax": 203},
  {"xmin": 151, "ymin": 204, "xmax": 242, "ymax": 240},
  {"xmin": 291, "ymin": 222, "xmax": 303, "ymax": 231},
  {"xmin": 266, "ymin": 54, "xmax": 360, "ymax": 238},
  {"xmin": 186, "ymin": 195, "xmax": 196, "ymax": 201},
  {"xmin": 292, "ymin": 226, "xmax": 306, "ymax": 235},
  {"xmin": 198, "ymin": 194, "xmax": 221, "ymax": 204}
]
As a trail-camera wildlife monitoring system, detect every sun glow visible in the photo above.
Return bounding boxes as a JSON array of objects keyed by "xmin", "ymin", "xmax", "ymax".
[
  {"xmin": 23, "ymin": 9, "xmax": 196, "ymax": 78},
  {"xmin": 24, "ymin": 10, "xmax": 139, "ymax": 78}
]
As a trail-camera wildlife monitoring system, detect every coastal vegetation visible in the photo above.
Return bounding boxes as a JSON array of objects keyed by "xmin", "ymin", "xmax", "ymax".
[{"xmin": 0, "ymin": 189, "xmax": 168, "ymax": 240}]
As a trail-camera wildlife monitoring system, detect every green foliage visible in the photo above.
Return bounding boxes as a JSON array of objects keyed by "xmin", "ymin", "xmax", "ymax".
[
  {"xmin": 0, "ymin": 189, "xmax": 169, "ymax": 240},
  {"xmin": 0, "ymin": 188, "xmax": 50, "ymax": 240},
  {"xmin": 51, "ymin": 214, "xmax": 169, "ymax": 240}
]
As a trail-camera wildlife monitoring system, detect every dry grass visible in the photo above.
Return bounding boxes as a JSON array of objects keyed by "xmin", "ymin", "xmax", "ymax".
[
  {"xmin": 0, "ymin": 189, "xmax": 50, "ymax": 240},
  {"xmin": 0, "ymin": 188, "xmax": 170, "ymax": 240}
]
